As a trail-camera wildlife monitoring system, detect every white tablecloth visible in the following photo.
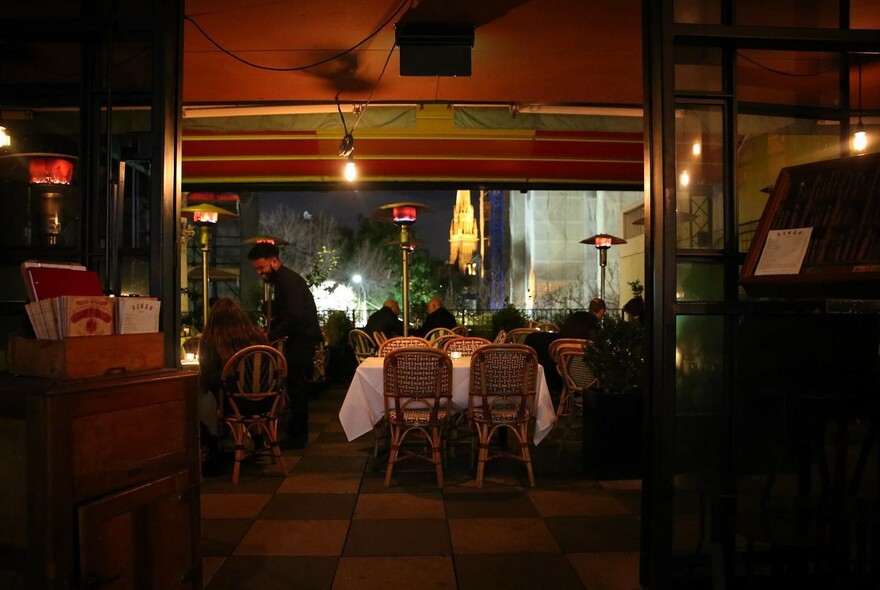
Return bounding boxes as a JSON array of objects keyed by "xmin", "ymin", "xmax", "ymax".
[{"xmin": 339, "ymin": 356, "xmax": 556, "ymax": 445}]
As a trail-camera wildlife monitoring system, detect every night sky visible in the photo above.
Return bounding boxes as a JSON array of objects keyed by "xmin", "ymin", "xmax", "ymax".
[{"xmin": 261, "ymin": 189, "xmax": 460, "ymax": 260}]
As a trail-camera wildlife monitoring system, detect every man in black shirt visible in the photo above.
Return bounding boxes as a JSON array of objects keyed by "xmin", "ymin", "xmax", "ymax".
[
  {"xmin": 413, "ymin": 296, "xmax": 457, "ymax": 337},
  {"xmin": 364, "ymin": 299, "xmax": 403, "ymax": 340},
  {"xmin": 248, "ymin": 243, "xmax": 322, "ymax": 449}
]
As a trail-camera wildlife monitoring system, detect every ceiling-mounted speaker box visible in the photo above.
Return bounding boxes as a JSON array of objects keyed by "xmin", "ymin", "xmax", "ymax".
[{"xmin": 395, "ymin": 23, "xmax": 474, "ymax": 77}]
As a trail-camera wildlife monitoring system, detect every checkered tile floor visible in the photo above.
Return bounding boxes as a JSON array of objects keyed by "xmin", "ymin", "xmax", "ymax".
[{"xmin": 200, "ymin": 384, "xmax": 643, "ymax": 590}]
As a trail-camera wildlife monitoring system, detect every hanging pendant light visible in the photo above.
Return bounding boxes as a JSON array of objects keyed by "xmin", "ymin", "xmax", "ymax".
[{"xmin": 853, "ymin": 57, "xmax": 868, "ymax": 153}]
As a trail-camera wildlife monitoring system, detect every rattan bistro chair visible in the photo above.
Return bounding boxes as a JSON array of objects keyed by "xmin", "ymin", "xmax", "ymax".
[
  {"xmin": 349, "ymin": 329, "xmax": 377, "ymax": 364},
  {"xmin": 468, "ymin": 344, "xmax": 540, "ymax": 487},
  {"xmin": 548, "ymin": 338, "xmax": 593, "ymax": 418},
  {"xmin": 219, "ymin": 345, "xmax": 288, "ymax": 484},
  {"xmin": 442, "ymin": 336, "xmax": 491, "ymax": 357},
  {"xmin": 504, "ymin": 327, "xmax": 538, "ymax": 344},
  {"xmin": 553, "ymin": 340, "xmax": 598, "ymax": 454},
  {"xmin": 424, "ymin": 326, "xmax": 455, "ymax": 344},
  {"xmin": 383, "ymin": 347, "xmax": 453, "ymax": 487},
  {"xmin": 378, "ymin": 336, "xmax": 430, "ymax": 356}
]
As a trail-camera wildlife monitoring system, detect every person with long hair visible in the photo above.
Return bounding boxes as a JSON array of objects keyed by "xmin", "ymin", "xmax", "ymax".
[{"xmin": 198, "ymin": 297, "xmax": 268, "ymax": 475}]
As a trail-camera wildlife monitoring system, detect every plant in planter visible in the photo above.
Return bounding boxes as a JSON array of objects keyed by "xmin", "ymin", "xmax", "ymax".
[
  {"xmin": 322, "ymin": 310, "xmax": 355, "ymax": 383},
  {"xmin": 581, "ymin": 313, "xmax": 646, "ymax": 479},
  {"xmin": 586, "ymin": 312, "xmax": 645, "ymax": 394},
  {"xmin": 490, "ymin": 303, "xmax": 528, "ymax": 337}
]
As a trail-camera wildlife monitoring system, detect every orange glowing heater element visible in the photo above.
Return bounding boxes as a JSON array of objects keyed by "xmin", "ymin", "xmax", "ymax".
[
  {"xmin": 392, "ymin": 206, "xmax": 417, "ymax": 225},
  {"xmin": 29, "ymin": 157, "xmax": 74, "ymax": 185},
  {"xmin": 192, "ymin": 211, "xmax": 218, "ymax": 224},
  {"xmin": 593, "ymin": 236, "xmax": 613, "ymax": 249}
]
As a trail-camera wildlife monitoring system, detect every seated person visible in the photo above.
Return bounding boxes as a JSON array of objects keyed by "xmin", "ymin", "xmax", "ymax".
[
  {"xmin": 524, "ymin": 329, "xmax": 564, "ymax": 396},
  {"xmin": 363, "ymin": 299, "xmax": 403, "ymax": 340},
  {"xmin": 558, "ymin": 297, "xmax": 606, "ymax": 340},
  {"xmin": 623, "ymin": 295, "xmax": 645, "ymax": 323},
  {"xmin": 527, "ymin": 298, "xmax": 607, "ymax": 396},
  {"xmin": 197, "ymin": 297, "xmax": 269, "ymax": 475},
  {"xmin": 413, "ymin": 295, "xmax": 457, "ymax": 337}
]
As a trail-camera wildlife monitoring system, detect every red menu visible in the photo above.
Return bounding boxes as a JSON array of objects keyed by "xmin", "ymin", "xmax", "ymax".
[{"xmin": 21, "ymin": 261, "xmax": 103, "ymax": 302}]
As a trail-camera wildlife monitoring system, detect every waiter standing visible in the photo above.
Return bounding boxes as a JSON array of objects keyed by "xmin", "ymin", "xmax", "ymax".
[{"xmin": 248, "ymin": 243, "xmax": 322, "ymax": 449}]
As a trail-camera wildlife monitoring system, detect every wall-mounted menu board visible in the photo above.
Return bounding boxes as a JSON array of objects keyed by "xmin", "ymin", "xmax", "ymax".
[{"xmin": 740, "ymin": 152, "xmax": 880, "ymax": 298}]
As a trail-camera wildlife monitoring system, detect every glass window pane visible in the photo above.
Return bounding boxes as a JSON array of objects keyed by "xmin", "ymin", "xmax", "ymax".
[
  {"xmin": 676, "ymin": 315, "xmax": 724, "ymax": 413},
  {"xmin": 737, "ymin": 50, "xmax": 840, "ymax": 109},
  {"xmin": 676, "ymin": 105, "xmax": 724, "ymax": 250},
  {"xmin": 675, "ymin": 47, "xmax": 723, "ymax": 93},
  {"xmin": 676, "ymin": 262, "xmax": 724, "ymax": 302},
  {"xmin": 735, "ymin": 0, "xmax": 840, "ymax": 27},
  {"xmin": 735, "ymin": 114, "xmax": 842, "ymax": 253}
]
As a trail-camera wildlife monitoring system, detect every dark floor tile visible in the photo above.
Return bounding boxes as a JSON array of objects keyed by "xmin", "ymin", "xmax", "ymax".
[
  {"xmin": 359, "ymin": 469, "xmax": 448, "ymax": 494},
  {"xmin": 610, "ymin": 489, "xmax": 643, "ymax": 515},
  {"xmin": 314, "ymin": 430, "xmax": 355, "ymax": 444},
  {"xmin": 259, "ymin": 493, "xmax": 357, "ymax": 520},
  {"xmin": 294, "ymin": 454, "xmax": 368, "ymax": 473},
  {"xmin": 545, "ymin": 515, "xmax": 641, "ymax": 553},
  {"xmin": 205, "ymin": 555, "xmax": 337, "ymax": 590},
  {"xmin": 567, "ymin": 552, "xmax": 641, "ymax": 590},
  {"xmin": 333, "ymin": 556, "xmax": 457, "ymax": 590},
  {"xmin": 201, "ymin": 519, "xmax": 252, "ymax": 556},
  {"xmin": 450, "ymin": 517, "xmax": 560, "ymax": 553},
  {"xmin": 455, "ymin": 553, "xmax": 585, "ymax": 590},
  {"xmin": 200, "ymin": 475, "xmax": 284, "ymax": 495},
  {"xmin": 444, "ymin": 491, "xmax": 538, "ymax": 518},
  {"xmin": 343, "ymin": 518, "xmax": 451, "ymax": 556}
]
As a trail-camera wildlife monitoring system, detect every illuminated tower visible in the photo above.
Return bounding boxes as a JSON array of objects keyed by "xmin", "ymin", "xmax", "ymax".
[{"xmin": 448, "ymin": 189, "xmax": 479, "ymax": 273}]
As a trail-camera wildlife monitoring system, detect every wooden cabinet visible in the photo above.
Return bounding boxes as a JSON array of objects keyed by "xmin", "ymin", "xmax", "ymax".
[{"xmin": 0, "ymin": 369, "xmax": 200, "ymax": 589}]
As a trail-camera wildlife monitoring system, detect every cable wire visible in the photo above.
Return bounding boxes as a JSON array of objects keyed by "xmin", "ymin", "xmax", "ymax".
[
  {"xmin": 184, "ymin": 0, "xmax": 410, "ymax": 72},
  {"xmin": 737, "ymin": 51, "xmax": 838, "ymax": 78}
]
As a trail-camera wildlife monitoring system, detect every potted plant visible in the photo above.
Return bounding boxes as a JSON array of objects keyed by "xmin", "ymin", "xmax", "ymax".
[
  {"xmin": 490, "ymin": 303, "xmax": 528, "ymax": 339},
  {"xmin": 322, "ymin": 310, "xmax": 355, "ymax": 383},
  {"xmin": 581, "ymin": 312, "xmax": 646, "ymax": 479}
]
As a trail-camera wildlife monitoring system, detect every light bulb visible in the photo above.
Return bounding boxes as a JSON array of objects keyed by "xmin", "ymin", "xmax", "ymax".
[
  {"xmin": 679, "ymin": 170, "xmax": 690, "ymax": 187},
  {"xmin": 853, "ymin": 122, "xmax": 868, "ymax": 153},
  {"xmin": 0, "ymin": 126, "xmax": 10, "ymax": 148},
  {"xmin": 344, "ymin": 158, "xmax": 357, "ymax": 182},
  {"xmin": 692, "ymin": 141, "xmax": 701, "ymax": 156}
]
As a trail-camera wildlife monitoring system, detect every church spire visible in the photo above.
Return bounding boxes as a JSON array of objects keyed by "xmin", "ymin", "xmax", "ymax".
[{"xmin": 449, "ymin": 189, "xmax": 479, "ymax": 273}]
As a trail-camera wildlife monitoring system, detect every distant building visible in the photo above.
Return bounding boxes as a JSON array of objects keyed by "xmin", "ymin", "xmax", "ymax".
[{"xmin": 448, "ymin": 189, "xmax": 479, "ymax": 273}]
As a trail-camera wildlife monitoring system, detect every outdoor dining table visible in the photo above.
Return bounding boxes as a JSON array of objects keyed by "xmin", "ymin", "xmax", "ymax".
[{"xmin": 339, "ymin": 355, "xmax": 557, "ymax": 445}]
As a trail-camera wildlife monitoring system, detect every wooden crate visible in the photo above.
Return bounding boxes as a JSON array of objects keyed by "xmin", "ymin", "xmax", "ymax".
[{"xmin": 7, "ymin": 333, "xmax": 165, "ymax": 379}]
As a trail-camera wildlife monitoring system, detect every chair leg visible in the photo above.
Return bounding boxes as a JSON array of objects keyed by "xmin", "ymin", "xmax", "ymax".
[
  {"xmin": 519, "ymin": 424, "xmax": 536, "ymax": 487},
  {"xmin": 384, "ymin": 427, "xmax": 400, "ymax": 487},
  {"xmin": 265, "ymin": 420, "xmax": 287, "ymax": 477},
  {"xmin": 475, "ymin": 425, "xmax": 490, "ymax": 488},
  {"xmin": 556, "ymin": 387, "xmax": 570, "ymax": 419},
  {"xmin": 230, "ymin": 424, "xmax": 245, "ymax": 484},
  {"xmin": 432, "ymin": 426, "xmax": 444, "ymax": 487}
]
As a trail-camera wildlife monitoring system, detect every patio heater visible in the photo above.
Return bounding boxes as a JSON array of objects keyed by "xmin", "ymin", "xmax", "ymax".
[
  {"xmin": 181, "ymin": 203, "xmax": 238, "ymax": 328},
  {"xmin": 374, "ymin": 202, "xmax": 432, "ymax": 336},
  {"xmin": 581, "ymin": 233, "xmax": 627, "ymax": 301},
  {"xmin": 242, "ymin": 235, "xmax": 290, "ymax": 328}
]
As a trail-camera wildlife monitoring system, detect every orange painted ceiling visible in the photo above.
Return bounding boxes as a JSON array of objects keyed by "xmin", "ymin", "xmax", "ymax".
[
  {"xmin": 180, "ymin": 0, "xmax": 880, "ymax": 187},
  {"xmin": 181, "ymin": 0, "xmax": 645, "ymax": 187}
]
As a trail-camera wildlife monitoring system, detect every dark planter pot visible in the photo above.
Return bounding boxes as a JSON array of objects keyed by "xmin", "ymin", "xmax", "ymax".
[
  {"xmin": 327, "ymin": 345, "xmax": 357, "ymax": 384},
  {"xmin": 582, "ymin": 390, "xmax": 643, "ymax": 479}
]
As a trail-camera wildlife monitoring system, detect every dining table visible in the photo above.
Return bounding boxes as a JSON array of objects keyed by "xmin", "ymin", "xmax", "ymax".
[{"xmin": 339, "ymin": 355, "xmax": 557, "ymax": 445}]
